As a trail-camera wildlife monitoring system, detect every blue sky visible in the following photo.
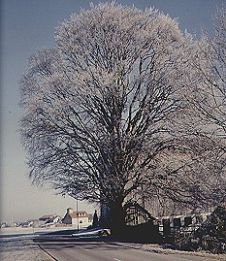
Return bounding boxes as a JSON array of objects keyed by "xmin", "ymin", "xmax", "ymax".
[{"xmin": 1, "ymin": 0, "xmax": 224, "ymax": 222}]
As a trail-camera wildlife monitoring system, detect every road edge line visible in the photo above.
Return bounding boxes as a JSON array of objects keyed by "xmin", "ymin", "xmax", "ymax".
[{"xmin": 37, "ymin": 243, "xmax": 58, "ymax": 261}]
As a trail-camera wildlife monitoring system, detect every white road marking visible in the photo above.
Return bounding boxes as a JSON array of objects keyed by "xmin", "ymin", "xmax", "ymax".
[{"xmin": 113, "ymin": 258, "xmax": 122, "ymax": 261}]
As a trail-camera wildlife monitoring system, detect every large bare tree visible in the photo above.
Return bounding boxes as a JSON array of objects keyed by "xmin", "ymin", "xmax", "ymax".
[{"xmin": 20, "ymin": 3, "xmax": 190, "ymax": 231}]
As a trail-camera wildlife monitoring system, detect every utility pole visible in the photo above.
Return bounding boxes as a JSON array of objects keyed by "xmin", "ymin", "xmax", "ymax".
[{"xmin": 76, "ymin": 199, "xmax": 79, "ymax": 230}]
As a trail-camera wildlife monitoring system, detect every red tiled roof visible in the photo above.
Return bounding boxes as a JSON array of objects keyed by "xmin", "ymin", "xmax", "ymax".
[{"xmin": 69, "ymin": 211, "xmax": 88, "ymax": 218}]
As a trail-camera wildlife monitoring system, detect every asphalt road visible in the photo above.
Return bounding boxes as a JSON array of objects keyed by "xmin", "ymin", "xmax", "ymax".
[{"xmin": 37, "ymin": 237, "xmax": 219, "ymax": 261}]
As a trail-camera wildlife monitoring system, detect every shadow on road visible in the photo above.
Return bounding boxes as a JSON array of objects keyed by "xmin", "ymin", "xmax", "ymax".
[{"xmin": 34, "ymin": 235, "xmax": 134, "ymax": 253}]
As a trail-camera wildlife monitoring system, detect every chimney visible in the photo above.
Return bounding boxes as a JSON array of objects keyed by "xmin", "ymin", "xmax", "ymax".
[{"xmin": 67, "ymin": 208, "xmax": 74, "ymax": 215}]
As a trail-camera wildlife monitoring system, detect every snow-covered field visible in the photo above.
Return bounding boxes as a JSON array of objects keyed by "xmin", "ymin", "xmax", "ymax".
[{"xmin": 0, "ymin": 226, "xmax": 77, "ymax": 236}]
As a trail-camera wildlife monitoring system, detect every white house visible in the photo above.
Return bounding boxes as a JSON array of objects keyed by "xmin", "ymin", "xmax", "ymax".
[{"xmin": 62, "ymin": 208, "xmax": 92, "ymax": 228}]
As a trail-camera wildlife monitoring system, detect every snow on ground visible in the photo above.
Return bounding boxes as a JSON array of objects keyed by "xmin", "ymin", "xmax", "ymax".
[
  {"xmin": 115, "ymin": 242, "xmax": 226, "ymax": 260},
  {"xmin": 1, "ymin": 227, "xmax": 225, "ymax": 260},
  {"xmin": 0, "ymin": 226, "xmax": 82, "ymax": 260},
  {"xmin": 0, "ymin": 238, "xmax": 53, "ymax": 261},
  {"xmin": 0, "ymin": 227, "xmax": 61, "ymax": 261},
  {"xmin": 0, "ymin": 226, "xmax": 77, "ymax": 236}
]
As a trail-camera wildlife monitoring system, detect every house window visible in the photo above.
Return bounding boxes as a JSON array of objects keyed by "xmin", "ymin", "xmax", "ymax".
[
  {"xmin": 184, "ymin": 216, "xmax": 192, "ymax": 227},
  {"xmin": 196, "ymin": 215, "xmax": 203, "ymax": 223},
  {"xmin": 173, "ymin": 218, "xmax": 181, "ymax": 227}
]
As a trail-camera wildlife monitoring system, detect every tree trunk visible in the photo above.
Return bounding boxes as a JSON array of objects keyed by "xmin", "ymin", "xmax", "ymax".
[{"xmin": 109, "ymin": 201, "xmax": 126, "ymax": 236}]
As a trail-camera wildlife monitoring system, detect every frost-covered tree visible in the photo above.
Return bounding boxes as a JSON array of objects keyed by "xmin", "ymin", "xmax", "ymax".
[
  {"xmin": 20, "ymin": 3, "xmax": 189, "ymax": 231},
  {"xmin": 140, "ymin": 22, "xmax": 226, "ymax": 214},
  {"xmin": 144, "ymin": 136, "xmax": 226, "ymax": 211},
  {"xmin": 184, "ymin": 7, "xmax": 226, "ymax": 206},
  {"xmin": 190, "ymin": 8, "xmax": 226, "ymax": 136}
]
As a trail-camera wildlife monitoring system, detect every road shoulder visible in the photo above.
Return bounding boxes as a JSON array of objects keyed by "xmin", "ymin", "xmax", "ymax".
[
  {"xmin": 113, "ymin": 241, "xmax": 226, "ymax": 260},
  {"xmin": 0, "ymin": 238, "xmax": 54, "ymax": 261}
]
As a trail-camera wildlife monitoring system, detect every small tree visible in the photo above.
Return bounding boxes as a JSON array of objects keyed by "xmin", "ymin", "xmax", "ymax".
[
  {"xmin": 92, "ymin": 210, "xmax": 99, "ymax": 227},
  {"xmin": 20, "ymin": 3, "xmax": 189, "ymax": 232}
]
